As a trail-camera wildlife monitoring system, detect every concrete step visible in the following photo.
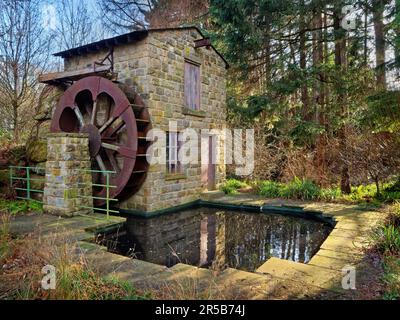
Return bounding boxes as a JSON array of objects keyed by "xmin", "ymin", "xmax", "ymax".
[
  {"xmin": 320, "ymin": 234, "xmax": 366, "ymax": 253},
  {"xmin": 256, "ymin": 257, "xmax": 342, "ymax": 290},
  {"xmin": 105, "ymin": 258, "xmax": 168, "ymax": 285},
  {"xmin": 214, "ymin": 267, "xmax": 290, "ymax": 299}
]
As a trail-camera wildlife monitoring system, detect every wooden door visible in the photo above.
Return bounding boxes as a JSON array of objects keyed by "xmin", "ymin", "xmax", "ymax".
[{"xmin": 207, "ymin": 136, "xmax": 216, "ymax": 190}]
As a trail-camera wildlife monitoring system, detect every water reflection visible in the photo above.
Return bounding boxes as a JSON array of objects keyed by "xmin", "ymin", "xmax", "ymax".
[{"xmin": 115, "ymin": 208, "xmax": 331, "ymax": 272}]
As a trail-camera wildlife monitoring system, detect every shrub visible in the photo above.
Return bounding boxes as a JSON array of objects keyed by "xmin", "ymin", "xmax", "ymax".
[
  {"xmin": 280, "ymin": 177, "xmax": 321, "ymax": 200},
  {"xmin": 320, "ymin": 187, "xmax": 341, "ymax": 201},
  {"xmin": 382, "ymin": 255, "xmax": 400, "ymax": 300},
  {"xmin": 352, "ymin": 184, "xmax": 377, "ymax": 200},
  {"xmin": 387, "ymin": 201, "xmax": 400, "ymax": 228},
  {"xmin": 220, "ymin": 179, "xmax": 247, "ymax": 195},
  {"xmin": 371, "ymin": 224, "xmax": 400, "ymax": 255},
  {"xmin": 257, "ymin": 181, "xmax": 281, "ymax": 198},
  {"xmin": 380, "ymin": 190, "xmax": 400, "ymax": 203},
  {"xmin": 0, "ymin": 213, "xmax": 11, "ymax": 264},
  {"xmin": 384, "ymin": 178, "xmax": 400, "ymax": 193}
]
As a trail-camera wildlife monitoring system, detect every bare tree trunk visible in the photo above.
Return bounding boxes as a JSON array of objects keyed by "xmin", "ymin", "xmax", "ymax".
[
  {"xmin": 374, "ymin": 176, "xmax": 381, "ymax": 197},
  {"xmin": 0, "ymin": 0, "xmax": 51, "ymax": 143},
  {"xmin": 313, "ymin": 10, "xmax": 323, "ymax": 122},
  {"xmin": 364, "ymin": 1, "xmax": 369, "ymax": 65},
  {"xmin": 373, "ymin": 0, "xmax": 387, "ymax": 89},
  {"xmin": 313, "ymin": 9, "xmax": 326, "ymax": 184},
  {"xmin": 13, "ymin": 100, "xmax": 19, "ymax": 142},
  {"xmin": 334, "ymin": 2, "xmax": 351, "ymax": 194},
  {"xmin": 300, "ymin": 0, "xmax": 309, "ymax": 120}
]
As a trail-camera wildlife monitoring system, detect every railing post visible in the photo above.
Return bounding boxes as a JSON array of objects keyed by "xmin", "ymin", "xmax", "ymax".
[
  {"xmin": 106, "ymin": 172, "xmax": 110, "ymax": 220},
  {"xmin": 26, "ymin": 167, "xmax": 31, "ymax": 201},
  {"xmin": 9, "ymin": 166, "xmax": 13, "ymax": 193}
]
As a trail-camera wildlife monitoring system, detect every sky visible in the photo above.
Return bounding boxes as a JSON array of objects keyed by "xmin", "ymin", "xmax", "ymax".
[{"xmin": 41, "ymin": 0, "xmax": 107, "ymax": 36}]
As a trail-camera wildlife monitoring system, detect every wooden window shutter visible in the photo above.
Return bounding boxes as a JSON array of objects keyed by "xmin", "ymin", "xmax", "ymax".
[{"xmin": 184, "ymin": 61, "xmax": 200, "ymax": 110}]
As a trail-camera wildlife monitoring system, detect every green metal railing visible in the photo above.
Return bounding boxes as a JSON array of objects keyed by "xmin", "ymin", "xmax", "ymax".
[
  {"xmin": 78, "ymin": 169, "xmax": 119, "ymax": 219},
  {"xmin": 9, "ymin": 166, "xmax": 45, "ymax": 202},
  {"xmin": 9, "ymin": 166, "xmax": 119, "ymax": 218}
]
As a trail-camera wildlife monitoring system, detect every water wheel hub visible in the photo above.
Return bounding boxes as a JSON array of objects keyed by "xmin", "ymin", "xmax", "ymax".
[{"xmin": 81, "ymin": 124, "xmax": 101, "ymax": 157}]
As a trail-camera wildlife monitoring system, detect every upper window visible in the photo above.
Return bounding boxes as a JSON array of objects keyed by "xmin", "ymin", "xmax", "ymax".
[{"xmin": 184, "ymin": 61, "xmax": 201, "ymax": 110}]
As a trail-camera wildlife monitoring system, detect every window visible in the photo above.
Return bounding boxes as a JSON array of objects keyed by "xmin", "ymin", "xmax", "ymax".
[
  {"xmin": 184, "ymin": 60, "xmax": 201, "ymax": 110},
  {"xmin": 166, "ymin": 131, "xmax": 183, "ymax": 174}
]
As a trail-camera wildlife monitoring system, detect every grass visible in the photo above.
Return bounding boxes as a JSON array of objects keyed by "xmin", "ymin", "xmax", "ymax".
[
  {"xmin": 371, "ymin": 225, "xmax": 400, "ymax": 255},
  {"xmin": 280, "ymin": 177, "xmax": 321, "ymax": 200},
  {"xmin": 0, "ymin": 234, "xmax": 149, "ymax": 300},
  {"xmin": 0, "ymin": 199, "xmax": 43, "ymax": 215},
  {"xmin": 220, "ymin": 179, "xmax": 248, "ymax": 195},
  {"xmin": 0, "ymin": 209, "xmax": 148, "ymax": 300},
  {"xmin": 0, "ymin": 212, "xmax": 11, "ymax": 265},
  {"xmin": 145, "ymin": 273, "xmax": 253, "ymax": 300},
  {"xmin": 382, "ymin": 255, "xmax": 400, "ymax": 300},
  {"xmin": 0, "ymin": 199, "xmax": 43, "ymax": 266},
  {"xmin": 369, "ymin": 202, "xmax": 400, "ymax": 300},
  {"xmin": 257, "ymin": 180, "xmax": 281, "ymax": 198}
]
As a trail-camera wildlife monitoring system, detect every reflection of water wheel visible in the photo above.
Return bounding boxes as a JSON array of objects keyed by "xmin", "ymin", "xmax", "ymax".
[{"xmin": 50, "ymin": 76, "xmax": 150, "ymax": 205}]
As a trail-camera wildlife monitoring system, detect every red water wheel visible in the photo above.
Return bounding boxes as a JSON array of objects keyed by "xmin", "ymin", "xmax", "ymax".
[{"xmin": 50, "ymin": 76, "xmax": 151, "ymax": 205}]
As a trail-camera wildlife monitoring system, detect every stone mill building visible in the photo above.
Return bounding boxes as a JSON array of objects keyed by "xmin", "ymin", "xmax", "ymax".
[{"xmin": 38, "ymin": 26, "xmax": 228, "ymax": 214}]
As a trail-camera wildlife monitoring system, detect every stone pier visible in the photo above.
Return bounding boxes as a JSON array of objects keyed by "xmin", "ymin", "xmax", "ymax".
[{"xmin": 43, "ymin": 133, "xmax": 93, "ymax": 217}]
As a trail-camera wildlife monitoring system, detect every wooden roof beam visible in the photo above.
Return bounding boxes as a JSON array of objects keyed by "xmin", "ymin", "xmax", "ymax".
[{"xmin": 38, "ymin": 65, "xmax": 115, "ymax": 84}]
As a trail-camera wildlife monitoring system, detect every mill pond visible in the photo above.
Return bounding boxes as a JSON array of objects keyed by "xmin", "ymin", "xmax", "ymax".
[{"xmin": 97, "ymin": 207, "xmax": 333, "ymax": 272}]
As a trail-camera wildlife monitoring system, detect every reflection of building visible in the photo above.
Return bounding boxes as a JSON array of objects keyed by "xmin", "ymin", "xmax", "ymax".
[
  {"xmin": 125, "ymin": 208, "xmax": 331, "ymax": 271},
  {"xmin": 127, "ymin": 210, "xmax": 207, "ymax": 267},
  {"xmin": 211, "ymin": 212, "xmax": 226, "ymax": 269}
]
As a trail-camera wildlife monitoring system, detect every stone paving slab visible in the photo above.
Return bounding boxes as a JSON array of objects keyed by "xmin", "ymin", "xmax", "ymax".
[
  {"xmin": 319, "ymin": 235, "xmax": 366, "ymax": 253},
  {"xmin": 212, "ymin": 268, "xmax": 280, "ymax": 299},
  {"xmin": 310, "ymin": 248, "xmax": 363, "ymax": 261},
  {"xmin": 329, "ymin": 228, "xmax": 369, "ymax": 239},
  {"xmin": 256, "ymin": 257, "xmax": 342, "ymax": 289},
  {"xmin": 308, "ymin": 255, "xmax": 358, "ymax": 271},
  {"xmin": 82, "ymin": 247, "xmax": 134, "ymax": 275},
  {"xmin": 9, "ymin": 213, "xmax": 124, "ymax": 237}
]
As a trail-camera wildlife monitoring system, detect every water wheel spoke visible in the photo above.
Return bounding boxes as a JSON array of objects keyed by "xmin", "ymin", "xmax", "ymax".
[
  {"xmin": 95, "ymin": 154, "xmax": 107, "ymax": 172},
  {"xmin": 107, "ymin": 121, "xmax": 126, "ymax": 137},
  {"xmin": 73, "ymin": 106, "xmax": 85, "ymax": 127},
  {"xmin": 105, "ymin": 149, "xmax": 120, "ymax": 174},
  {"xmin": 91, "ymin": 100, "xmax": 98, "ymax": 125},
  {"xmin": 85, "ymin": 104, "xmax": 93, "ymax": 120},
  {"xmin": 99, "ymin": 115, "xmax": 117, "ymax": 134},
  {"xmin": 118, "ymin": 146, "xmax": 137, "ymax": 159},
  {"xmin": 101, "ymin": 143, "xmax": 136, "ymax": 159}
]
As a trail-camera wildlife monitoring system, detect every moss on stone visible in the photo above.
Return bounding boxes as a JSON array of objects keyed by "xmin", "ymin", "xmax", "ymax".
[
  {"xmin": 8, "ymin": 145, "xmax": 27, "ymax": 166},
  {"xmin": 30, "ymin": 174, "xmax": 45, "ymax": 191},
  {"xmin": 0, "ymin": 169, "xmax": 9, "ymax": 186},
  {"xmin": 26, "ymin": 139, "xmax": 47, "ymax": 163}
]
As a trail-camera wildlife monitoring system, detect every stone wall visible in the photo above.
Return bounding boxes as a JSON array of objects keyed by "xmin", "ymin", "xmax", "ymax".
[
  {"xmin": 43, "ymin": 133, "xmax": 93, "ymax": 217},
  {"xmin": 63, "ymin": 28, "xmax": 227, "ymax": 212}
]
